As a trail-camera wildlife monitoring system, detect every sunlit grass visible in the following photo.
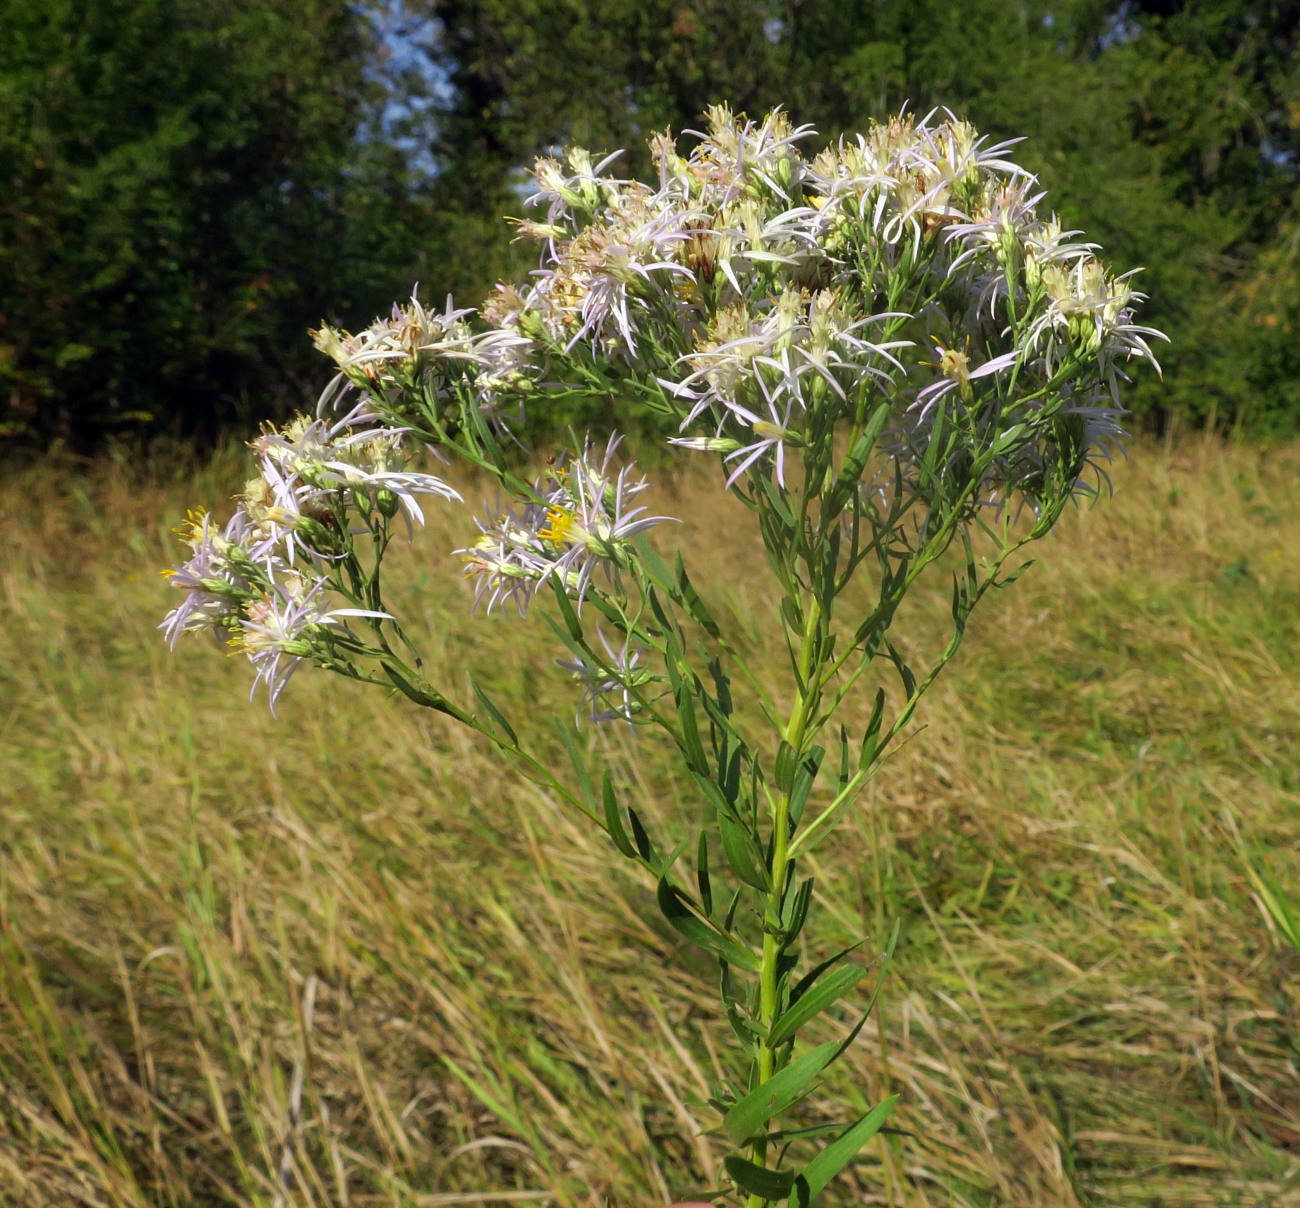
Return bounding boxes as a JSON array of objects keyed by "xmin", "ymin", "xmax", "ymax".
[{"xmin": 1, "ymin": 437, "xmax": 1297, "ymax": 1205}]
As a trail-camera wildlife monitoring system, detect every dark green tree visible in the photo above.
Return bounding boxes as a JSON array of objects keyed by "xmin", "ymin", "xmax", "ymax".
[{"xmin": 0, "ymin": 0, "xmax": 435, "ymax": 442}]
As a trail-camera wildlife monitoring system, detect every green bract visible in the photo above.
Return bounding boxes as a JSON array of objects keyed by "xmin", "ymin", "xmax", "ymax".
[{"xmin": 164, "ymin": 106, "xmax": 1164, "ymax": 1204}]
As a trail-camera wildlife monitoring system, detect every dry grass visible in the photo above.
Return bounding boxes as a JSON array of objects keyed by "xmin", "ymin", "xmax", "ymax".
[{"xmin": 1, "ymin": 437, "xmax": 1298, "ymax": 1206}]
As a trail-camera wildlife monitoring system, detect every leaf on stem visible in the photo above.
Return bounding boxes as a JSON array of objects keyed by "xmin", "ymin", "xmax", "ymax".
[
  {"xmin": 859, "ymin": 689, "xmax": 886, "ymax": 770},
  {"xmin": 468, "ymin": 675, "xmax": 518, "ymax": 746},
  {"xmin": 724, "ymin": 1155, "xmax": 797, "ymax": 1200},
  {"xmin": 548, "ymin": 574, "xmax": 583, "ymax": 641},
  {"xmin": 788, "ymin": 746, "xmax": 824, "ymax": 828},
  {"xmin": 696, "ymin": 831, "xmax": 713, "ymax": 916},
  {"xmin": 717, "ymin": 809, "xmax": 769, "ymax": 892},
  {"xmin": 792, "ymin": 1095, "xmax": 900, "ymax": 1205},
  {"xmin": 722, "ymin": 1041, "xmax": 839, "ymax": 1144},
  {"xmin": 555, "ymin": 721, "xmax": 595, "ymax": 811},
  {"xmin": 768, "ymin": 964, "xmax": 865, "ymax": 1048},
  {"xmin": 602, "ymin": 773, "xmax": 637, "ymax": 859},
  {"xmin": 657, "ymin": 859, "xmax": 760, "ymax": 973}
]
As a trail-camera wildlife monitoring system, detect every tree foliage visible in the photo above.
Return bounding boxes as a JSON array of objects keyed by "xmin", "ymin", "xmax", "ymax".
[{"xmin": 0, "ymin": 0, "xmax": 433, "ymax": 441}]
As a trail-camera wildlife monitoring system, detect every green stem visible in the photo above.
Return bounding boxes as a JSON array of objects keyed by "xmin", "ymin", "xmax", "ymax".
[{"xmin": 748, "ymin": 594, "xmax": 822, "ymax": 1206}]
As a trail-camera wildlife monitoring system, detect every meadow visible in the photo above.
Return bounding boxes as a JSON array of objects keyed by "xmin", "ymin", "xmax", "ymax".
[{"xmin": 1, "ymin": 437, "xmax": 1297, "ymax": 1206}]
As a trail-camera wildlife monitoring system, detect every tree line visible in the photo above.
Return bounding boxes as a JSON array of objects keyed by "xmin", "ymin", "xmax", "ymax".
[{"xmin": 2, "ymin": 0, "xmax": 1296, "ymax": 444}]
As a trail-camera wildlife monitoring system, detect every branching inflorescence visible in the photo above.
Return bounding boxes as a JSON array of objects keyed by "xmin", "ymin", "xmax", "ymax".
[{"xmin": 163, "ymin": 106, "xmax": 1164, "ymax": 1205}]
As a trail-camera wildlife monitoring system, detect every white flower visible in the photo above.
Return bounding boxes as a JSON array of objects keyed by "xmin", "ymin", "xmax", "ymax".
[
  {"xmin": 231, "ymin": 574, "xmax": 388, "ymax": 714},
  {"xmin": 253, "ymin": 403, "xmax": 461, "ymax": 538},
  {"xmin": 160, "ymin": 508, "xmax": 275, "ymax": 648}
]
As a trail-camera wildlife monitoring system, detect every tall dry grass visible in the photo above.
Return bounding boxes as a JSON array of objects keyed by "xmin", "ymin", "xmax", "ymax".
[{"xmin": 1, "ymin": 437, "xmax": 1297, "ymax": 1205}]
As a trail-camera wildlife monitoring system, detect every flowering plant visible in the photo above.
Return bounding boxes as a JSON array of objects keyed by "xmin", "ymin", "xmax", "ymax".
[{"xmin": 164, "ymin": 106, "xmax": 1163, "ymax": 1205}]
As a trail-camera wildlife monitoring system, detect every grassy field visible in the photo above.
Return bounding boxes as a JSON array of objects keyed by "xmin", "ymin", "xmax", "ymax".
[{"xmin": 1, "ymin": 437, "xmax": 1298, "ymax": 1207}]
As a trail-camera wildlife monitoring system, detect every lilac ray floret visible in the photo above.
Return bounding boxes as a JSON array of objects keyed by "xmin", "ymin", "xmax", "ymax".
[
  {"xmin": 235, "ymin": 575, "xmax": 389, "ymax": 714},
  {"xmin": 555, "ymin": 629, "xmax": 645, "ymax": 728}
]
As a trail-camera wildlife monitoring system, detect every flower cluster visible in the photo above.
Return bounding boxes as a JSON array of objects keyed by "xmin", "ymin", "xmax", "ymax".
[
  {"xmin": 160, "ymin": 402, "xmax": 458, "ymax": 707},
  {"xmin": 503, "ymin": 105, "xmax": 1164, "ymax": 511},
  {"xmin": 312, "ymin": 295, "xmax": 537, "ymax": 432},
  {"xmin": 166, "ymin": 105, "xmax": 1162, "ymax": 722},
  {"xmin": 458, "ymin": 436, "xmax": 672, "ymax": 615}
]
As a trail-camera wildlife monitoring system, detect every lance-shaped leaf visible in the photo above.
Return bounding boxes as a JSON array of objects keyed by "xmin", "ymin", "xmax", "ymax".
[
  {"xmin": 675, "ymin": 679, "xmax": 709, "ymax": 774},
  {"xmin": 788, "ymin": 746, "xmax": 824, "ymax": 827},
  {"xmin": 768, "ymin": 963, "xmax": 865, "ymax": 1048},
  {"xmin": 883, "ymin": 638, "xmax": 917, "ymax": 697},
  {"xmin": 602, "ymin": 773, "xmax": 636, "ymax": 859},
  {"xmin": 657, "ymin": 861, "xmax": 760, "ymax": 973},
  {"xmin": 628, "ymin": 806, "xmax": 656, "ymax": 863},
  {"xmin": 859, "ymin": 689, "xmax": 886, "ymax": 771},
  {"xmin": 548, "ymin": 574, "xmax": 583, "ymax": 640},
  {"xmin": 722, "ymin": 1041, "xmax": 839, "ymax": 1144},
  {"xmin": 775, "ymin": 740, "xmax": 799, "ymax": 793},
  {"xmin": 724, "ymin": 1156, "xmax": 797, "ymax": 1201},
  {"xmin": 793, "ymin": 1095, "xmax": 899, "ymax": 1205},
  {"xmin": 696, "ymin": 831, "xmax": 713, "ymax": 916},
  {"xmin": 717, "ymin": 808, "xmax": 769, "ymax": 892},
  {"xmin": 468, "ymin": 675, "xmax": 517, "ymax": 746},
  {"xmin": 824, "ymin": 402, "xmax": 890, "ymax": 517},
  {"xmin": 779, "ymin": 875, "xmax": 814, "ymax": 944},
  {"xmin": 555, "ymin": 721, "xmax": 594, "ymax": 811},
  {"xmin": 675, "ymin": 550, "xmax": 722, "ymax": 638}
]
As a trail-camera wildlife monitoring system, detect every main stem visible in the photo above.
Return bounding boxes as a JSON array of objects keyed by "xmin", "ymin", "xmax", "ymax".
[{"xmin": 748, "ymin": 594, "xmax": 822, "ymax": 1207}]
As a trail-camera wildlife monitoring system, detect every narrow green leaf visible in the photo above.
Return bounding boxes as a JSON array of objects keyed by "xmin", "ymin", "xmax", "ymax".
[
  {"xmin": 788, "ymin": 940, "xmax": 869, "ymax": 1008},
  {"xmin": 602, "ymin": 774, "xmax": 636, "ymax": 859},
  {"xmin": 757, "ymin": 473, "xmax": 797, "ymax": 528},
  {"xmin": 721, "ymin": 961, "xmax": 761, "ymax": 1051},
  {"xmin": 780, "ymin": 876, "xmax": 813, "ymax": 944},
  {"xmin": 830, "ymin": 923, "xmax": 898, "ymax": 1063},
  {"xmin": 708, "ymin": 656, "xmax": 734, "ymax": 719},
  {"xmin": 555, "ymin": 721, "xmax": 594, "ymax": 810},
  {"xmin": 468, "ymin": 675, "xmax": 517, "ymax": 746},
  {"xmin": 775, "ymin": 740, "xmax": 798, "ymax": 793},
  {"xmin": 548, "ymin": 575, "xmax": 582, "ymax": 640},
  {"xmin": 858, "ymin": 689, "xmax": 886, "ymax": 771},
  {"xmin": 722, "ymin": 1041, "xmax": 839, "ymax": 1144},
  {"xmin": 788, "ymin": 747, "xmax": 824, "ymax": 827},
  {"xmin": 675, "ymin": 551, "xmax": 722, "ymax": 638},
  {"xmin": 718, "ymin": 732, "xmax": 743, "ymax": 804},
  {"xmin": 994, "ymin": 558, "xmax": 1036, "ymax": 590},
  {"xmin": 628, "ymin": 807, "xmax": 655, "ymax": 863},
  {"xmin": 883, "ymin": 638, "xmax": 916, "ymax": 697},
  {"xmin": 696, "ymin": 832, "xmax": 713, "ymax": 916},
  {"xmin": 718, "ymin": 810, "xmax": 769, "ymax": 892},
  {"xmin": 779, "ymin": 594, "xmax": 802, "ymax": 634},
  {"xmin": 724, "ymin": 1156, "xmax": 796, "ymax": 1200},
  {"xmin": 657, "ymin": 869, "xmax": 760, "ymax": 973},
  {"xmin": 795, "ymin": 1095, "xmax": 899, "ymax": 1204},
  {"xmin": 676, "ymin": 681, "xmax": 708, "ymax": 774},
  {"xmin": 769, "ymin": 964, "xmax": 866, "ymax": 1047},
  {"xmin": 631, "ymin": 533, "xmax": 674, "ymax": 592},
  {"xmin": 824, "ymin": 403, "xmax": 889, "ymax": 517}
]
